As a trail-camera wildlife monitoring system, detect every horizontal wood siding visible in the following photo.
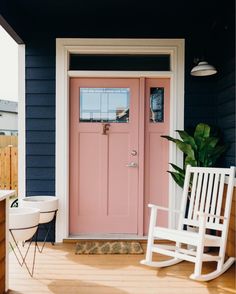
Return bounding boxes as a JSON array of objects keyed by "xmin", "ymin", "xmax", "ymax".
[
  {"xmin": 26, "ymin": 40, "xmax": 55, "ymax": 196},
  {"xmin": 217, "ymin": 57, "xmax": 235, "ymax": 167},
  {"xmin": 184, "ymin": 40, "xmax": 218, "ymax": 130}
]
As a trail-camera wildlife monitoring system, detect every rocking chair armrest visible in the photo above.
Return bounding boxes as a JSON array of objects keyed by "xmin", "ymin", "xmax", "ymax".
[
  {"xmin": 148, "ymin": 204, "xmax": 182, "ymax": 214},
  {"xmin": 196, "ymin": 211, "xmax": 227, "ymax": 220}
]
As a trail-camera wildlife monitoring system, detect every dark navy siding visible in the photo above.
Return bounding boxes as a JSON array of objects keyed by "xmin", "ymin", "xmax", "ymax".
[
  {"xmin": 217, "ymin": 57, "xmax": 235, "ymax": 167},
  {"xmin": 26, "ymin": 40, "xmax": 56, "ymax": 196},
  {"xmin": 184, "ymin": 38, "xmax": 218, "ymax": 130}
]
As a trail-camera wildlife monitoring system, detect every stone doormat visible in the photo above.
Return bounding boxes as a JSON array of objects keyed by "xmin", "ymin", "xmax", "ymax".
[{"xmin": 75, "ymin": 241, "xmax": 144, "ymax": 254}]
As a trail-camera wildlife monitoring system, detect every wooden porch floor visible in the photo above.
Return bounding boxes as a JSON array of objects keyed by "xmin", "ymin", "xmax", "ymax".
[{"xmin": 9, "ymin": 242, "xmax": 235, "ymax": 294}]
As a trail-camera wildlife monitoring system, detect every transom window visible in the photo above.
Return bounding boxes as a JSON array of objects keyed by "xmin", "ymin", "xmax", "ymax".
[{"xmin": 70, "ymin": 54, "xmax": 170, "ymax": 71}]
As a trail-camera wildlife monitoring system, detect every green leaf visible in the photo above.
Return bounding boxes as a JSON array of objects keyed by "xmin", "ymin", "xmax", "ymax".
[
  {"xmin": 194, "ymin": 123, "xmax": 210, "ymax": 148},
  {"xmin": 185, "ymin": 156, "xmax": 197, "ymax": 167},
  {"xmin": 168, "ymin": 171, "xmax": 185, "ymax": 188},
  {"xmin": 194, "ymin": 123, "xmax": 210, "ymax": 139},
  {"xmin": 199, "ymin": 137, "xmax": 219, "ymax": 150},
  {"xmin": 169, "ymin": 163, "xmax": 185, "ymax": 174},
  {"xmin": 175, "ymin": 141, "xmax": 195, "ymax": 160},
  {"xmin": 209, "ymin": 145, "xmax": 228, "ymax": 166},
  {"xmin": 162, "ymin": 123, "xmax": 228, "ymax": 177},
  {"xmin": 176, "ymin": 130, "xmax": 197, "ymax": 150},
  {"xmin": 161, "ymin": 135, "xmax": 177, "ymax": 143},
  {"xmin": 198, "ymin": 138, "xmax": 223, "ymax": 166}
]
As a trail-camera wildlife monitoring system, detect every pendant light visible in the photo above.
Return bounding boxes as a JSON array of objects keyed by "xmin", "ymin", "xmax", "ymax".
[{"xmin": 190, "ymin": 61, "xmax": 217, "ymax": 76}]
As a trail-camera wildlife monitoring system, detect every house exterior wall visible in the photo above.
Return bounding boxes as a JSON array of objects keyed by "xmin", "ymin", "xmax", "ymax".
[
  {"xmin": 26, "ymin": 39, "xmax": 55, "ymax": 196},
  {"xmin": 24, "ymin": 36, "xmax": 235, "ymax": 198},
  {"xmin": 217, "ymin": 57, "xmax": 235, "ymax": 167},
  {"xmin": 0, "ymin": 100, "xmax": 18, "ymax": 134},
  {"xmin": 0, "ymin": 112, "xmax": 17, "ymax": 134}
]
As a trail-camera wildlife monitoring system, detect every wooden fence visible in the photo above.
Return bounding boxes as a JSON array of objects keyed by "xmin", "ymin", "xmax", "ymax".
[
  {"xmin": 0, "ymin": 135, "xmax": 18, "ymax": 148},
  {"xmin": 0, "ymin": 145, "xmax": 18, "ymax": 194}
]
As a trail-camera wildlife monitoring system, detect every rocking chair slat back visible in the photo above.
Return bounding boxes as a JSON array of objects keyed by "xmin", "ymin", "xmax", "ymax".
[
  {"xmin": 193, "ymin": 172, "xmax": 203, "ymax": 220},
  {"xmin": 209, "ymin": 173, "xmax": 220, "ymax": 223},
  {"xmin": 179, "ymin": 166, "xmax": 235, "ymax": 231},
  {"xmin": 204, "ymin": 173, "xmax": 214, "ymax": 222},
  {"xmin": 215, "ymin": 174, "xmax": 226, "ymax": 223},
  {"xmin": 187, "ymin": 171, "xmax": 198, "ymax": 220},
  {"xmin": 199, "ymin": 172, "xmax": 209, "ymax": 216}
]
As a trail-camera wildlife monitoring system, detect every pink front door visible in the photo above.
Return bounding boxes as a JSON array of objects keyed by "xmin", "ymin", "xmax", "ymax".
[
  {"xmin": 69, "ymin": 77, "xmax": 170, "ymax": 235},
  {"xmin": 70, "ymin": 78, "xmax": 140, "ymax": 234}
]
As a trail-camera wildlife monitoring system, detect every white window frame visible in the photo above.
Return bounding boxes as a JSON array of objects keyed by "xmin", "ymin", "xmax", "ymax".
[{"xmin": 56, "ymin": 38, "xmax": 185, "ymax": 242}]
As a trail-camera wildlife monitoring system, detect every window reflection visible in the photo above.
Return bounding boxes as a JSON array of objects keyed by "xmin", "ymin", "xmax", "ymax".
[
  {"xmin": 80, "ymin": 88, "xmax": 130, "ymax": 123},
  {"xmin": 150, "ymin": 87, "xmax": 164, "ymax": 123}
]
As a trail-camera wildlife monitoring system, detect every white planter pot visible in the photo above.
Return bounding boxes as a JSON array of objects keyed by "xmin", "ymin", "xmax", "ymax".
[
  {"xmin": 9, "ymin": 207, "xmax": 40, "ymax": 242},
  {"xmin": 21, "ymin": 196, "xmax": 58, "ymax": 224}
]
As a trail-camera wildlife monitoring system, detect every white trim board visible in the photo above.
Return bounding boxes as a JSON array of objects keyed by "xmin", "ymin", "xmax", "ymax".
[
  {"xmin": 18, "ymin": 44, "xmax": 26, "ymax": 201},
  {"xmin": 56, "ymin": 38, "xmax": 185, "ymax": 242}
]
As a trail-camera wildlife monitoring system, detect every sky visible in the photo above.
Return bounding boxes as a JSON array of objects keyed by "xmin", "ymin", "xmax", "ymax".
[{"xmin": 0, "ymin": 25, "xmax": 18, "ymax": 101}]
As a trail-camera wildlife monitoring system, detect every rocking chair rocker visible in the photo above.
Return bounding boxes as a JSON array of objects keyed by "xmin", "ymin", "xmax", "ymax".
[{"xmin": 141, "ymin": 165, "xmax": 235, "ymax": 281}]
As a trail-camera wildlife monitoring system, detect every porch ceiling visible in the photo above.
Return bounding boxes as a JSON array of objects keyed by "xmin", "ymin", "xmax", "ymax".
[{"xmin": 0, "ymin": 0, "xmax": 235, "ymax": 42}]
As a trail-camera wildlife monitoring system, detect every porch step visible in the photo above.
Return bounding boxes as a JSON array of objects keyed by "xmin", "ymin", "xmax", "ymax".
[{"xmin": 64, "ymin": 233, "xmax": 148, "ymax": 242}]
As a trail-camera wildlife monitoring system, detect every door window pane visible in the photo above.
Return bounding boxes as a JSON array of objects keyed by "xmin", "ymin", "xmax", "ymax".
[
  {"xmin": 150, "ymin": 87, "xmax": 164, "ymax": 123},
  {"xmin": 80, "ymin": 88, "xmax": 130, "ymax": 122}
]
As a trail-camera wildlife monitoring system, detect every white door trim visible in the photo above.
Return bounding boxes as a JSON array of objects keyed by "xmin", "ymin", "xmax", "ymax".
[{"xmin": 56, "ymin": 38, "xmax": 185, "ymax": 242}]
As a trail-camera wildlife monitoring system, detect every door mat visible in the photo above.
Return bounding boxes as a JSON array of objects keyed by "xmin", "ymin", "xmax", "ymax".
[{"xmin": 75, "ymin": 241, "xmax": 144, "ymax": 254}]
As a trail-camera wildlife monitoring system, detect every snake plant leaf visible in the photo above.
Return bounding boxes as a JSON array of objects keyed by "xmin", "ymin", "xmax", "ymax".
[
  {"xmin": 194, "ymin": 123, "xmax": 210, "ymax": 148},
  {"xmin": 176, "ymin": 130, "xmax": 197, "ymax": 151},
  {"xmin": 168, "ymin": 171, "xmax": 185, "ymax": 188}
]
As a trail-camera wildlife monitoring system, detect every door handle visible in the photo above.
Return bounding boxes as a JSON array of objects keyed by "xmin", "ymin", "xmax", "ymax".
[{"xmin": 126, "ymin": 162, "xmax": 138, "ymax": 168}]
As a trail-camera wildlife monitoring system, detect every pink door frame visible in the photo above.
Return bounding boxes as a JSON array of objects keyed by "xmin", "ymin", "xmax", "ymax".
[{"xmin": 69, "ymin": 77, "xmax": 170, "ymax": 236}]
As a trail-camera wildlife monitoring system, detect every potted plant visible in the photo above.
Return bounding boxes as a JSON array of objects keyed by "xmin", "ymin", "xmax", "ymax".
[{"xmin": 161, "ymin": 123, "xmax": 228, "ymax": 188}]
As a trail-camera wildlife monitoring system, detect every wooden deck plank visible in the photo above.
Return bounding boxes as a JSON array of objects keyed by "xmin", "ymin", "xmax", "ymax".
[{"xmin": 9, "ymin": 243, "xmax": 236, "ymax": 294}]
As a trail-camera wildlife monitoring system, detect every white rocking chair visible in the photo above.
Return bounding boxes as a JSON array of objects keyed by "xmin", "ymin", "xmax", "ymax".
[{"xmin": 141, "ymin": 165, "xmax": 235, "ymax": 281}]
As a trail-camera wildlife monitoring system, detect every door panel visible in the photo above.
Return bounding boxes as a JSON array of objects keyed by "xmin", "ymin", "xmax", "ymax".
[
  {"xmin": 70, "ymin": 78, "xmax": 139, "ymax": 234},
  {"xmin": 108, "ymin": 133, "xmax": 130, "ymax": 216},
  {"xmin": 78, "ymin": 132, "xmax": 101, "ymax": 216}
]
